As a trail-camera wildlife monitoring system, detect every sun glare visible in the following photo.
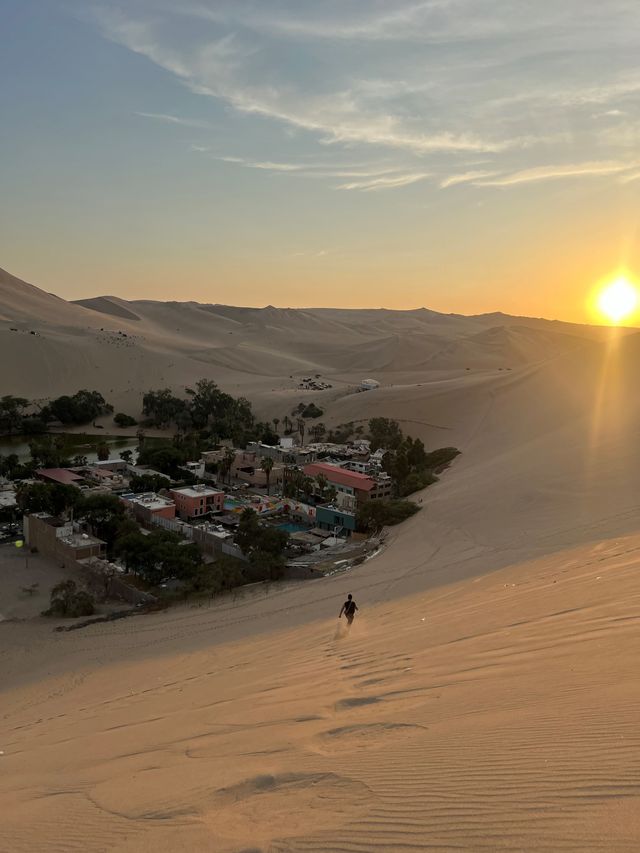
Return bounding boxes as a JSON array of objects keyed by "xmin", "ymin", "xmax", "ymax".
[{"xmin": 596, "ymin": 276, "xmax": 639, "ymax": 324}]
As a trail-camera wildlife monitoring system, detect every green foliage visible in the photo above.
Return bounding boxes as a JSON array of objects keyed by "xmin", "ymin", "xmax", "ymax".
[
  {"xmin": 141, "ymin": 380, "xmax": 256, "ymax": 445},
  {"xmin": 327, "ymin": 422, "xmax": 355, "ymax": 444},
  {"xmin": 114, "ymin": 528, "xmax": 202, "ymax": 586},
  {"xmin": 136, "ymin": 443, "xmax": 188, "ymax": 478},
  {"xmin": 368, "ymin": 417, "xmax": 404, "ymax": 452},
  {"xmin": 0, "ymin": 396, "xmax": 29, "ymax": 434},
  {"xmin": 42, "ymin": 390, "xmax": 111, "ymax": 426},
  {"xmin": 356, "ymin": 499, "xmax": 420, "ymax": 533},
  {"xmin": 96, "ymin": 442, "xmax": 110, "ymax": 461},
  {"xmin": 119, "ymin": 450, "xmax": 133, "ymax": 464},
  {"xmin": 423, "ymin": 447, "xmax": 461, "ymax": 470},
  {"xmin": 235, "ymin": 508, "xmax": 288, "ymax": 580},
  {"xmin": 78, "ymin": 493, "xmax": 126, "ymax": 546},
  {"xmin": 0, "ymin": 453, "xmax": 21, "ymax": 479},
  {"xmin": 43, "ymin": 580, "xmax": 95, "ymax": 618},
  {"xmin": 28, "ymin": 435, "xmax": 71, "ymax": 468},
  {"xmin": 16, "ymin": 482, "xmax": 81, "ymax": 516},
  {"xmin": 114, "ymin": 412, "xmax": 138, "ymax": 427},
  {"xmin": 129, "ymin": 473, "xmax": 171, "ymax": 494}
]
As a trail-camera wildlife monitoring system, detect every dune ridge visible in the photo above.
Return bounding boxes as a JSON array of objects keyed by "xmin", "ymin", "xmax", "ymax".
[{"xmin": 2, "ymin": 266, "xmax": 640, "ymax": 849}]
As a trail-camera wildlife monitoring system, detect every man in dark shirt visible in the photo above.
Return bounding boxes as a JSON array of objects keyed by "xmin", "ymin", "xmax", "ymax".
[{"xmin": 339, "ymin": 593, "xmax": 358, "ymax": 626}]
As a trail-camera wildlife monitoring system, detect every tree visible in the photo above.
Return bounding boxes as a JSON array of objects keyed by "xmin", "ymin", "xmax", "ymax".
[
  {"xmin": 129, "ymin": 473, "xmax": 171, "ymax": 493},
  {"xmin": 16, "ymin": 482, "xmax": 81, "ymax": 517},
  {"xmin": 0, "ymin": 453, "xmax": 20, "ymax": 479},
  {"xmin": 97, "ymin": 442, "xmax": 110, "ymax": 461},
  {"xmin": 297, "ymin": 418, "xmax": 306, "ymax": 446},
  {"xmin": 283, "ymin": 415, "xmax": 292, "ymax": 434},
  {"xmin": 114, "ymin": 413, "xmax": 137, "ymax": 427},
  {"xmin": 72, "ymin": 455, "xmax": 88, "ymax": 466},
  {"xmin": 316, "ymin": 473, "xmax": 328, "ymax": 501},
  {"xmin": 220, "ymin": 447, "xmax": 236, "ymax": 485},
  {"xmin": 356, "ymin": 499, "xmax": 419, "ymax": 533},
  {"xmin": 28, "ymin": 435, "xmax": 71, "ymax": 468},
  {"xmin": 235, "ymin": 508, "xmax": 288, "ymax": 580},
  {"xmin": 0, "ymin": 396, "xmax": 29, "ymax": 434},
  {"xmin": 261, "ymin": 456, "xmax": 274, "ymax": 495},
  {"xmin": 43, "ymin": 580, "xmax": 95, "ymax": 618},
  {"xmin": 78, "ymin": 493, "xmax": 126, "ymax": 546},
  {"xmin": 119, "ymin": 449, "xmax": 133, "ymax": 464},
  {"xmin": 42, "ymin": 390, "xmax": 111, "ymax": 426},
  {"xmin": 273, "ymin": 418, "xmax": 280, "ymax": 434}
]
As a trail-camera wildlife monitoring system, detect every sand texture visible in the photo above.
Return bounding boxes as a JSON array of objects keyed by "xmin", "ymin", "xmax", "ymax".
[{"xmin": 2, "ymin": 267, "xmax": 640, "ymax": 850}]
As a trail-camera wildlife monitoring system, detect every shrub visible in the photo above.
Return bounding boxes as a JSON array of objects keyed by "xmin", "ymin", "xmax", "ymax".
[
  {"xmin": 356, "ymin": 499, "xmax": 420, "ymax": 533},
  {"xmin": 43, "ymin": 580, "xmax": 95, "ymax": 618},
  {"xmin": 423, "ymin": 447, "xmax": 461, "ymax": 471},
  {"xmin": 114, "ymin": 413, "xmax": 138, "ymax": 427}
]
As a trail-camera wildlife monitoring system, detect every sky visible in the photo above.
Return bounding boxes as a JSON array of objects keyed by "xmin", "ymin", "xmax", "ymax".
[{"xmin": 2, "ymin": 0, "xmax": 640, "ymax": 321}]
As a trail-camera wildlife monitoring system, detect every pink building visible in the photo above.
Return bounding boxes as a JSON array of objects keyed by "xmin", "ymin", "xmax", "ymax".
[{"xmin": 170, "ymin": 485, "xmax": 225, "ymax": 520}]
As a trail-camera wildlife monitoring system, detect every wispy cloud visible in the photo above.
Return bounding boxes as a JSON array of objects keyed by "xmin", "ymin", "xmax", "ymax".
[
  {"xmin": 440, "ymin": 170, "xmax": 500, "ymax": 188},
  {"xmin": 474, "ymin": 161, "xmax": 636, "ymax": 187},
  {"xmin": 337, "ymin": 172, "xmax": 430, "ymax": 191},
  {"xmin": 89, "ymin": 1, "xmax": 640, "ymax": 195},
  {"xmin": 135, "ymin": 111, "xmax": 210, "ymax": 128}
]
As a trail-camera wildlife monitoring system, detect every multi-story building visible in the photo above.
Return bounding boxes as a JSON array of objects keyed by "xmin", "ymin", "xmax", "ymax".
[
  {"xmin": 120, "ymin": 492, "xmax": 176, "ymax": 523},
  {"xmin": 170, "ymin": 484, "xmax": 224, "ymax": 520}
]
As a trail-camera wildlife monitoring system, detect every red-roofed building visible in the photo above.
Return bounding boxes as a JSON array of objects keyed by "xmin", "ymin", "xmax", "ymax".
[
  {"xmin": 303, "ymin": 462, "xmax": 392, "ymax": 505},
  {"xmin": 35, "ymin": 468, "xmax": 84, "ymax": 487}
]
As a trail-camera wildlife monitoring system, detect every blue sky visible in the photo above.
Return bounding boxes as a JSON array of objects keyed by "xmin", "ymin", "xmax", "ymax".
[{"xmin": 2, "ymin": 1, "xmax": 640, "ymax": 317}]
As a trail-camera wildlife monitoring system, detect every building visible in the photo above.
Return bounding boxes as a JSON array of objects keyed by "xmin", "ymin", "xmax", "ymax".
[
  {"xmin": 246, "ymin": 441, "xmax": 317, "ymax": 466},
  {"xmin": 315, "ymin": 505, "xmax": 357, "ymax": 535},
  {"xmin": 24, "ymin": 513, "xmax": 107, "ymax": 561},
  {"xmin": 303, "ymin": 462, "xmax": 380, "ymax": 506},
  {"xmin": 121, "ymin": 492, "xmax": 176, "ymax": 523},
  {"xmin": 360, "ymin": 378, "xmax": 380, "ymax": 391},
  {"xmin": 35, "ymin": 468, "xmax": 84, "ymax": 487},
  {"xmin": 170, "ymin": 484, "xmax": 224, "ymax": 520},
  {"xmin": 231, "ymin": 450, "xmax": 285, "ymax": 488}
]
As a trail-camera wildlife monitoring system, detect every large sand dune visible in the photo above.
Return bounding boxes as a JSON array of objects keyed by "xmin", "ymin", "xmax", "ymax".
[{"xmin": 2, "ymin": 267, "xmax": 640, "ymax": 849}]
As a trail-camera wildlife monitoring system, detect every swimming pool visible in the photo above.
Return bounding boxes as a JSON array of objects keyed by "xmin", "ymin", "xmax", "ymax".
[{"xmin": 275, "ymin": 521, "xmax": 311, "ymax": 534}]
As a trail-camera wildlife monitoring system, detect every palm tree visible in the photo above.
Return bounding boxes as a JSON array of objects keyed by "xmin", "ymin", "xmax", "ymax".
[
  {"xmin": 283, "ymin": 415, "xmax": 292, "ymax": 435},
  {"xmin": 316, "ymin": 473, "xmax": 328, "ymax": 502},
  {"xmin": 273, "ymin": 418, "xmax": 280, "ymax": 434},
  {"xmin": 297, "ymin": 418, "xmax": 306, "ymax": 446},
  {"xmin": 261, "ymin": 456, "xmax": 274, "ymax": 495},
  {"xmin": 223, "ymin": 447, "xmax": 236, "ymax": 485}
]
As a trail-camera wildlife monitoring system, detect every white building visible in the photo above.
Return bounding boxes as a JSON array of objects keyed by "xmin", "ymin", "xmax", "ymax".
[{"xmin": 361, "ymin": 378, "xmax": 380, "ymax": 391}]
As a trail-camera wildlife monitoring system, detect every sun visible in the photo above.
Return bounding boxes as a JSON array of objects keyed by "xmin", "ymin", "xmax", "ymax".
[{"xmin": 596, "ymin": 276, "xmax": 638, "ymax": 324}]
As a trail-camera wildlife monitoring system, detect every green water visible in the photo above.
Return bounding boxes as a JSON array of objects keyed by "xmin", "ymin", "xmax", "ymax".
[{"xmin": 0, "ymin": 433, "xmax": 166, "ymax": 463}]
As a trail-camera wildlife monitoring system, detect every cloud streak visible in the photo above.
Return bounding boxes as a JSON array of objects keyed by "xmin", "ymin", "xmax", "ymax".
[
  {"xmin": 136, "ymin": 112, "xmax": 210, "ymax": 128},
  {"xmin": 474, "ymin": 161, "xmax": 636, "ymax": 187}
]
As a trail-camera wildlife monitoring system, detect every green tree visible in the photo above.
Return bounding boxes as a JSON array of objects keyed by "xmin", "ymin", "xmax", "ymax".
[
  {"xmin": 43, "ymin": 580, "xmax": 95, "ymax": 618},
  {"xmin": 97, "ymin": 442, "xmax": 110, "ymax": 461},
  {"xmin": 119, "ymin": 449, "xmax": 133, "ymax": 464},
  {"xmin": 129, "ymin": 473, "xmax": 171, "ymax": 493},
  {"xmin": 0, "ymin": 396, "xmax": 29, "ymax": 434},
  {"xmin": 78, "ymin": 493, "xmax": 126, "ymax": 546},
  {"xmin": 114, "ymin": 413, "xmax": 137, "ymax": 427},
  {"xmin": 261, "ymin": 456, "xmax": 274, "ymax": 495},
  {"xmin": 16, "ymin": 482, "xmax": 81, "ymax": 517}
]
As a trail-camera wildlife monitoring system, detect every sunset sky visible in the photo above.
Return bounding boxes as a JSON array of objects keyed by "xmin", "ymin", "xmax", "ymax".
[{"xmin": 3, "ymin": 1, "xmax": 640, "ymax": 320}]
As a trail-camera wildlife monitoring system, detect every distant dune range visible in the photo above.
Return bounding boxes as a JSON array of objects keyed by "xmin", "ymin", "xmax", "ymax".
[{"xmin": 2, "ymin": 265, "xmax": 640, "ymax": 850}]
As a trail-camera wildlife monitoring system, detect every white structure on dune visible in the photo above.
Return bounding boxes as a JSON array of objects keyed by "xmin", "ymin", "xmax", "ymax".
[{"xmin": 360, "ymin": 378, "xmax": 380, "ymax": 391}]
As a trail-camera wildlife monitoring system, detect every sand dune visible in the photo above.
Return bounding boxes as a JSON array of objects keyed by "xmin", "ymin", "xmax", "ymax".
[{"xmin": 2, "ymin": 267, "xmax": 640, "ymax": 849}]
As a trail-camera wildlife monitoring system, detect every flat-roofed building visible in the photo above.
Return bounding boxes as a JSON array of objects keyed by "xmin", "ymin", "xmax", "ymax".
[
  {"xmin": 121, "ymin": 492, "xmax": 176, "ymax": 522},
  {"xmin": 170, "ymin": 484, "xmax": 224, "ymax": 520}
]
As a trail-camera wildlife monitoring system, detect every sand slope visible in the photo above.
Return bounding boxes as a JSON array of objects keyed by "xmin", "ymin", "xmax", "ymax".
[
  {"xmin": 2, "ymin": 268, "xmax": 640, "ymax": 849},
  {"xmin": 2, "ymin": 532, "xmax": 640, "ymax": 851}
]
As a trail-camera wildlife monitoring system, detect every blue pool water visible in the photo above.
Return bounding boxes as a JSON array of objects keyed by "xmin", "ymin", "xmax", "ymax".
[{"xmin": 275, "ymin": 522, "xmax": 310, "ymax": 534}]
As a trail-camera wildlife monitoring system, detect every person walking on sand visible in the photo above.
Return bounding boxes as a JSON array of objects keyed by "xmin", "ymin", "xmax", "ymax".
[{"xmin": 339, "ymin": 593, "xmax": 358, "ymax": 626}]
